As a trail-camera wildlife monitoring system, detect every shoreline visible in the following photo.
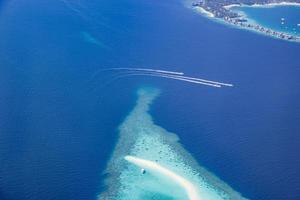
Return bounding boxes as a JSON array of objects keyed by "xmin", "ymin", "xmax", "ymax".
[
  {"xmin": 192, "ymin": 1, "xmax": 300, "ymax": 43},
  {"xmin": 194, "ymin": 7, "xmax": 214, "ymax": 18},
  {"xmin": 248, "ymin": 2, "xmax": 300, "ymax": 8},
  {"xmin": 224, "ymin": 2, "xmax": 300, "ymax": 9},
  {"xmin": 125, "ymin": 155, "xmax": 201, "ymax": 200}
]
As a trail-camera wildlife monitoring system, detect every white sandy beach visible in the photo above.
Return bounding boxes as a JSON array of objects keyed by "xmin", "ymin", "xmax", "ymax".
[
  {"xmin": 194, "ymin": 7, "xmax": 214, "ymax": 18},
  {"xmin": 251, "ymin": 2, "xmax": 300, "ymax": 8},
  {"xmin": 125, "ymin": 155, "xmax": 201, "ymax": 200},
  {"xmin": 224, "ymin": 1, "xmax": 300, "ymax": 9},
  {"xmin": 223, "ymin": 4, "xmax": 242, "ymax": 10}
]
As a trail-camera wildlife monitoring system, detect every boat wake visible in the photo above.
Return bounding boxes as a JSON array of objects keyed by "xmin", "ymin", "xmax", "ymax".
[{"xmin": 91, "ymin": 67, "xmax": 233, "ymax": 88}]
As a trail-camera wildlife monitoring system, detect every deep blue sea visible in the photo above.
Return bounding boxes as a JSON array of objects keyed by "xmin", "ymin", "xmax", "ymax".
[
  {"xmin": 0, "ymin": 0, "xmax": 300, "ymax": 199},
  {"xmin": 233, "ymin": 5, "xmax": 300, "ymax": 36}
]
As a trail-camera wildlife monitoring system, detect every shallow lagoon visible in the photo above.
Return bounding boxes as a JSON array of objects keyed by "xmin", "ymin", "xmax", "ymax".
[
  {"xmin": 99, "ymin": 88, "xmax": 246, "ymax": 200},
  {"xmin": 231, "ymin": 5, "xmax": 300, "ymax": 36}
]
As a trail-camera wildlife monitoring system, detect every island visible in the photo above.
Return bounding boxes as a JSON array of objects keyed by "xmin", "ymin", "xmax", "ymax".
[
  {"xmin": 99, "ymin": 88, "xmax": 246, "ymax": 200},
  {"xmin": 191, "ymin": 0, "xmax": 300, "ymax": 42}
]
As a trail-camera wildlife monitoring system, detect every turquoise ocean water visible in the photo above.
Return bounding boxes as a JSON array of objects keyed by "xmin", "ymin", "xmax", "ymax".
[
  {"xmin": 232, "ymin": 5, "xmax": 300, "ymax": 36},
  {"xmin": 0, "ymin": 0, "xmax": 300, "ymax": 200}
]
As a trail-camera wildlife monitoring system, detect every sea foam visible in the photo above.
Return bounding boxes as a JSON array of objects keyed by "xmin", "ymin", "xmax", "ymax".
[{"xmin": 99, "ymin": 88, "xmax": 247, "ymax": 200}]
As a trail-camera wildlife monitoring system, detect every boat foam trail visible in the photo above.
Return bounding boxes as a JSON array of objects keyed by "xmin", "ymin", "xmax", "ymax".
[
  {"xmin": 60, "ymin": 0, "xmax": 120, "ymax": 33},
  {"xmin": 128, "ymin": 71, "xmax": 233, "ymax": 87},
  {"xmin": 101, "ymin": 72, "xmax": 222, "ymax": 87},
  {"xmin": 97, "ymin": 68, "xmax": 233, "ymax": 87},
  {"xmin": 155, "ymin": 74, "xmax": 222, "ymax": 87},
  {"xmin": 166, "ymin": 74, "xmax": 233, "ymax": 87},
  {"xmin": 100, "ymin": 67, "xmax": 185, "ymax": 75},
  {"xmin": 125, "ymin": 155, "xmax": 201, "ymax": 200}
]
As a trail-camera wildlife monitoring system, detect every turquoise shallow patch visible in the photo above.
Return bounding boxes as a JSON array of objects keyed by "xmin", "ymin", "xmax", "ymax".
[
  {"xmin": 81, "ymin": 31, "xmax": 111, "ymax": 49},
  {"xmin": 99, "ymin": 88, "xmax": 247, "ymax": 200},
  {"xmin": 232, "ymin": 5, "xmax": 300, "ymax": 36}
]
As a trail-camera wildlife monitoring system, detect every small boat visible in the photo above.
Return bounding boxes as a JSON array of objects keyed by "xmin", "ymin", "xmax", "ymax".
[{"xmin": 141, "ymin": 168, "xmax": 146, "ymax": 174}]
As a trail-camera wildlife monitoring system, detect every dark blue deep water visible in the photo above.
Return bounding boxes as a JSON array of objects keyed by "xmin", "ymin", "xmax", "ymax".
[{"xmin": 0, "ymin": 0, "xmax": 300, "ymax": 199}]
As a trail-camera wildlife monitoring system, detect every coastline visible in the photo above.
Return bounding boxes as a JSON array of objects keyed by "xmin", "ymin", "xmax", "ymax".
[
  {"xmin": 248, "ymin": 2, "xmax": 300, "ymax": 8},
  {"xmin": 224, "ymin": 2, "xmax": 300, "ymax": 9},
  {"xmin": 192, "ymin": 1, "xmax": 300, "ymax": 43},
  {"xmin": 124, "ymin": 156, "xmax": 201, "ymax": 200},
  {"xmin": 194, "ymin": 7, "xmax": 214, "ymax": 18}
]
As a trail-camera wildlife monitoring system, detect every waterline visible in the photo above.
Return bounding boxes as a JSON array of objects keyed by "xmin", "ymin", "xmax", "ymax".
[{"xmin": 125, "ymin": 155, "xmax": 201, "ymax": 200}]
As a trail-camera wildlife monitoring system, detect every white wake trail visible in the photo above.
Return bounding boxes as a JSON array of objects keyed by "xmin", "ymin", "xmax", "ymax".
[
  {"xmin": 98, "ymin": 68, "xmax": 232, "ymax": 87},
  {"xmin": 59, "ymin": 0, "xmax": 120, "ymax": 32},
  {"xmin": 166, "ymin": 74, "xmax": 233, "ymax": 87},
  {"xmin": 155, "ymin": 74, "xmax": 221, "ymax": 87},
  {"xmin": 129, "ymin": 71, "xmax": 233, "ymax": 87},
  {"xmin": 100, "ymin": 68, "xmax": 184, "ymax": 75},
  {"xmin": 102, "ymin": 72, "xmax": 222, "ymax": 87},
  {"xmin": 60, "ymin": 0, "xmax": 87, "ymax": 19}
]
